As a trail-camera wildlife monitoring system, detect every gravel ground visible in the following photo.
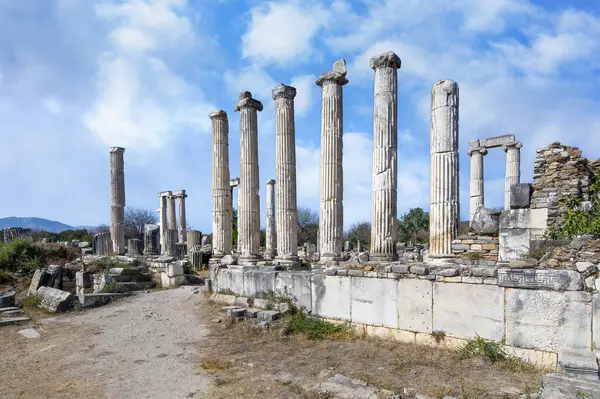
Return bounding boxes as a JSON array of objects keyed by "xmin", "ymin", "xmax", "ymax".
[{"xmin": 0, "ymin": 287, "xmax": 211, "ymax": 399}]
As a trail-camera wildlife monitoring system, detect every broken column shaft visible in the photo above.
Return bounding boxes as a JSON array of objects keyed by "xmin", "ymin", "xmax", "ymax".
[
  {"xmin": 109, "ymin": 147, "xmax": 126, "ymax": 254},
  {"xmin": 265, "ymin": 179, "xmax": 276, "ymax": 260}
]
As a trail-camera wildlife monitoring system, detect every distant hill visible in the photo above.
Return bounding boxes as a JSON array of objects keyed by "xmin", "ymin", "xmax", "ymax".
[{"xmin": 0, "ymin": 217, "xmax": 76, "ymax": 233}]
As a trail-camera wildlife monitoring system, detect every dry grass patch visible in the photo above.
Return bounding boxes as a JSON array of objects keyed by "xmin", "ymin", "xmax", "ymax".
[{"xmin": 197, "ymin": 304, "xmax": 545, "ymax": 399}]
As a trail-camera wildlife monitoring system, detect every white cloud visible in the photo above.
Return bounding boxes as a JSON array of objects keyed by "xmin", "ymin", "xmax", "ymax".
[
  {"xmin": 223, "ymin": 64, "xmax": 276, "ymax": 101},
  {"xmin": 242, "ymin": 1, "xmax": 329, "ymax": 66},
  {"xmin": 289, "ymin": 74, "xmax": 316, "ymax": 117}
]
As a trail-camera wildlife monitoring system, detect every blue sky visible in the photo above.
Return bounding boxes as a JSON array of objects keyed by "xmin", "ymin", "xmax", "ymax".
[{"xmin": 1, "ymin": 0, "xmax": 600, "ymax": 233}]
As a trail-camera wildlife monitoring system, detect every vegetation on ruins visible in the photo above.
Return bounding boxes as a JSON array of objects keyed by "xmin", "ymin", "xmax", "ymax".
[
  {"xmin": 397, "ymin": 207, "xmax": 429, "ymax": 244},
  {"xmin": 0, "ymin": 238, "xmax": 78, "ymax": 272},
  {"xmin": 552, "ymin": 172, "xmax": 600, "ymax": 238},
  {"xmin": 124, "ymin": 207, "xmax": 158, "ymax": 240},
  {"xmin": 297, "ymin": 207, "xmax": 319, "ymax": 245},
  {"xmin": 285, "ymin": 312, "xmax": 354, "ymax": 340}
]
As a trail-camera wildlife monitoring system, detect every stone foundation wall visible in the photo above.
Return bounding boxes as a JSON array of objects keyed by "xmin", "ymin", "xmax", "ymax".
[
  {"xmin": 451, "ymin": 235, "xmax": 498, "ymax": 261},
  {"xmin": 532, "ymin": 142, "xmax": 600, "ymax": 229},
  {"xmin": 213, "ymin": 265, "xmax": 600, "ymax": 366}
]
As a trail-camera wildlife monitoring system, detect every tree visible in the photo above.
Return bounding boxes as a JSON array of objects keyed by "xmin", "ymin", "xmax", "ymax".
[
  {"xmin": 297, "ymin": 207, "xmax": 319, "ymax": 246},
  {"xmin": 124, "ymin": 207, "xmax": 158, "ymax": 240},
  {"xmin": 344, "ymin": 222, "xmax": 371, "ymax": 248},
  {"xmin": 96, "ymin": 224, "xmax": 110, "ymax": 234},
  {"xmin": 397, "ymin": 207, "xmax": 429, "ymax": 244}
]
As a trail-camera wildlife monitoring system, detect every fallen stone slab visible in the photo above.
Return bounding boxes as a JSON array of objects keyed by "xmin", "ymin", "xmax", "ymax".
[
  {"xmin": 18, "ymin": 328, "xmax": 41, "ymax": 339},
  {"xmin": 28, "ymin": 269, "xmax": 49, "ymax": 295},
  {"xmin": 226, "ymin": 308, "xmax": 246, "ymax": 318},
  {"xmin": 0, "ymin": 317, "xmax": 30, "ymax": 325},
  {"xmin": 1, "ymin": 309, "xmax": 24, "ymax": 316},
  {"xmin": 0, "ymin": 307, "xmax": 20, "ymax": 313},
  {"xmin": 0, "ymin": 291, "xmax": 16, "ymax": 308},
  {"xmin": 246, "ymin": 308, "xmax": 261, "ymax": 318},
  {"xmin": 79, "ymin": 293, "xmax": 127, "ymax": 308},
  {"xmin": 559, "ymin": 350, "xmax": 599, "ymax": 380},
  {"xmin": 257, "ymin": 310, "xmax": 282, "ymax": 322},
  {"xmin": 36, "ymin": 286, "xmax": 74, "ymax": 313},
  {"xmin": 540, "ymin": 373, "xmax": 600, "ymax": 398}
]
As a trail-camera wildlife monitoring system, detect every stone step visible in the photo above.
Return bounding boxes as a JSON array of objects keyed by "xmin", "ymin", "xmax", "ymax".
[
  {"xmin": 114, "ymin": 281, "xmax": 155, "ymax": 291},
  {"xmin": 79, "ymin": 293, "xmax": 128, "ymax": 308},
  {"xmin": 559, "ymin": 350, "xmax": 599, "ymax": 380},
  {"xmin": 0, "ymin": 307, "xmax": 20, "ymax": 313},
  {"xmin": 1, "ymin": 309, "xmax": 24, "ymax": 316},
  {"xmin": 540, "ymin": 373, "xmax": 600, "ymax": 398},
  {"xmin": 0, "ymin": 317, "xmax": 30, "ymax": 325}
]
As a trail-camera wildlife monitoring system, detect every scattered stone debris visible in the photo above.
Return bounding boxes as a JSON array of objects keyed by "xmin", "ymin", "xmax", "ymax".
[
  {"xmin": 35, "ymin": 286, "xmax": 74, "ymax": 313},
  {"xmin": 18, "ymin": 328, "xmax": 41, "ymax": 339}
]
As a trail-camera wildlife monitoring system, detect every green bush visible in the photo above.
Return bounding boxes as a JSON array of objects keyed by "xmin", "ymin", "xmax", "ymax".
[
  {"xmin": 458, "ymin": 335, "xmax": 506, "ymax": 363},
  {"xmin": 285, "ymin": 312, "xmax": 354, "ymax": 340},
  {"xmin": 558, "ymin": 172, "xmax": 600, "ymax": 238},
  {"xmin": 100, "ymin": 283, "xmax": 128, "ymax": 294},
  {"xmin": 0, "ymin": 239, "xmax": 79, "ymax": 272}
]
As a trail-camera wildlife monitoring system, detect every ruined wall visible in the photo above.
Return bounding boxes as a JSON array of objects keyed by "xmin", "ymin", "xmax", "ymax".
[{"xmin": 531, "ymin": 142, "xmax": 600, "ymax": 228}]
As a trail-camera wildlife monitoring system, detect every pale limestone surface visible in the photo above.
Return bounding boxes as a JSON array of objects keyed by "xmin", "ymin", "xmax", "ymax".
[
  {"xmin": 499, "ymin": 208, "xmax": 548, "ymax": 261},
  {"xmin": 370, "ymin": 51, "xmax": 400, "ymax": 262},
  {"xmin": 265, "ymin": 179, "xmax": 276, "ymax": 259},
  {"xmin": 316, "ymin": 61, "xmax": 348, "ymax": 264},
  {"xmin": 242, "ymin": 270, "xmax": 276, "ymax": 297},
  {"xmin": 275, "ymin": 272, "xmax": 312, "ymax": 311},
  {"xmin": 311, "ymin": 275, "xmax": 350, "ymax": 319},
  {"xmin": 174, "ymin": 190, "xmax": 187, "ymax": 243},
  {"xmin": 398, "ymin": 279, "xmax": 432, "ymax": 333},
  {"xmin": 505, "ymin": 289, "xmax": 592, "ymax": 353},
  {"xmin": 479, "ymin": 134, "xmax": 516, "ymax": 148},
  {"xmin": 210, "ymin": 110, "xmax": 232, "ymax": 260},
  {"xmin": 273, "ymin": 84, "xmax": 300, "ymax": 267},
  {"xmin": 167, "ymin": 195, "xmax": 177, "ymax": 231},
  {"xmin": 350, "ymin": 277, "xmax": 398, "ymax": 328},
  {"xmin": 433, "ymin": 282, "xmax": 504, "ymax": 341},
  {"xmin": 235, "ymin": 92, "xmax": 263, "ymax": 264},
  {"xmin": 503, "ymin": 141, "xmax": 523, "ymax": 210},
  {"xmin": 429, "ymin": 80, "xmax": 459, "ymax": 256},
  {"xmin": 158, "ymin": 191, "xmax": 171, "ymax": 254},
  {"xmin": 468, "ymin": 146, "xmax": 487, "ymax": 221},
  {"xmin": 109, "ymin": 147, "xmax": 126, "ymax": 254}
]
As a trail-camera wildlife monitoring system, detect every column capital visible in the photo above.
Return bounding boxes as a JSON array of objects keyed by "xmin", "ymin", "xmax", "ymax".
[
  {"xmin": 172, "ymin": 189, "xmax": 187, "ymax": 198},
  {"xmin": 272, "ymin": 84, "xmax": 296, "ymax": 100},
  {"xmin": 234, "ymin": 91, "xmax": 263, "ymax": 112},
  {"xmin": 158, "ymin": 190, "xmax": 172, "ymax": 197},
  {"xmin": 110, "ymin": 146, "xmax": 125, "ymax": 154},
  {"xmin": 209, "ymin": 109, "xmax": 227, "ymax": 119},
  {"xmin": 369, "ymin": 51, "xmax": 401, "ymax": 70},
  {"xmin": 316, "ymin": 59, "xmax": 348, "ymax": 87},
  {"xmin": 468, "ymin": 147, "xmax": 488, "ymax": 156},
  {"xmin": 266, "ymin": 179, "xmax": 275, "ymax": 185},
  {"xmin": 502, "ymin": 141, "xmax": 523, "ymax": 152},
  {"xmin": 230, "ymin": 177, "xmax": 240, "ymax": 187}
]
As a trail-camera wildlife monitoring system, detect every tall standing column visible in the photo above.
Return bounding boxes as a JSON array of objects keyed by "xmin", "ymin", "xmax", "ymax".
[
  {"xmin": 235, "ymin": 92, "xmax": 263, "ymax": 264},
  {"xmin": 158, "ymin": 192, "xmax": 169, "ymax": 254},
  {"xmin": 503, "ymin": 141, "xmax": 522, "ymax": 210},
  {"xmin": 429, "ymin": 80, "xmax": 460, "ymax": 257},
  {"xmin": 229, "ymin": 177, "xmax": 240, "ymax": 252},
  {"xmin": 174, "ymin": 190, "xmax": 187, "ymax": 243},
  {"xmin": 273, "ymin": 83, "xmax": 300, "ymax": 268},
  {"xmin": 109, "ymin": 147, "xmax": 126, "ymax": 254},
  {"xmin": 210, "ymin": 110, "xmax": 232, "ymax": 262},
  {"xmin": 316, "ymin": 60, "xmax": 348, "ymax": 264},
  {"xmin": 370, "ymin": 51, "xmax": 401, "ymax": 262},
  {"xmin": 265, "ymin": 179, "xmax": 276, "ymax": 260},
  {"xmin": 167, "ymin": 194, "xmax": 177, "ymax": 231},
  {"xmin": 469, "ymin": 147, "xmax": 487, "ymax": 221}
]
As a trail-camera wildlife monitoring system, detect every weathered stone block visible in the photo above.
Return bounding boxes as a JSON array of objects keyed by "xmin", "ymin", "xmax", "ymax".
[
  {"xmin": 0, "ymin": 291, "xmax": 15, "ymax": 308},
  {"xmin": 215, "ymin": 268, "xmax": 244, "ymax": 294},
  {"xmin": 410, "ymin": 265, "xmax": 428, "ymax": 275},
  {"xmin": 398, "ymin": 279, "xmax": 432, "ymax": 333},
  {"xmin": 391, "ymin": 264, "xmax": 409, "ymax": 274},
  {"xmin": 498, "ymin": 269, "xmax": 582, "ymax": 291},
  {"xmin": 433, "ymin": 282, "xmax": 504, "ymax": 341},
  {"xmin": 311, "ymin": 275, "xmax": 350, "ymax": 319},
  {"xmin": 506, "ymin": 289, "xmax": 592, "ymax": 353},
  {"xmin": 510, "ymin": 184, "xmax": 532, "ymax": 209},
  {"xmin": 257, "ymin": 310, "xmax": 281, "ymax": 322},
  {"xmin": 28, "ymin": 269, "xmax": 48, "ymax": 296},
  {"xmin": 243, "ymin": 270, "xmax": 276, "ymax": 297},
  {"xmin": 350, "ymin": 278, "xmax": 398, "ymax": 328},
  {"xmin": 166, "ymin": 264, "xmax": 184, "ymax": 277},
  {"xmin": 499, "ymin": 228, "xmax": 530, "ymax": 262},
  {"xmin": 275, "ymin": 272, "xmax": 311, "ymax": 311},
  {"xmin": 160, "ymin": 273, "xmax": 185, "ymax": 288},
  {"xmin": 35, "ymin": 286, "xmax": 73, "ymax": 313},
  {"xmin": 470, "ymin": 206, "xmax": 500, "ymax": 235},
  {"xmin": 471, "ymin": 267, "xmax": 497, "ymax": 278}
]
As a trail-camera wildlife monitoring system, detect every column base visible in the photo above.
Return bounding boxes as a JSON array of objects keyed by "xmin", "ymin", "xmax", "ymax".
[
  {"xmin": 263, "ymin": 251, "xmax": 276, "ymax": 260},
  {"xmin": 369, "ymin": 253, "xmax": 398, "ymax": 263},
  {"xmin": 274, "ymin": 255, "xmax": 300, "ymax": 269},
  {"xmin": 238, "ymin": 254, "xmax": 261, "ymax": 266},
  {"xmin": 208, "ymin": 256, "xmax": 223, "ymax": 266},
  {"xmin": 317, "ymin": 254, "xmax": 340, "ymax": 267}
]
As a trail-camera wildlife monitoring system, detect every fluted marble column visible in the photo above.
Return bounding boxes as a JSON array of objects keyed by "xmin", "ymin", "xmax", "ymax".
[
  {"xmin": 316, "ymin": 60, "xmax": 348, "ymax": 264},
  {"xmin": 370, "ymin": 51, "xmax": 401, "ymax": 262},
  {"xmin": 273, "ymin": 83, "xmax": 300, "ymax": 267},
  {"xmin": 429, "ymin": 80, "xmax": 459, "ymax": 257},
  {"xmin": 109, "ymin": 147, "xmax": 126, "ymax": 254},
  {"xmin": 265, "ymin": 179, "xmax": 276, "ymax": 260},
  {"xmin": 210, "ymin": 110, "xmax": 232, "ymax": 262},
  {"xmin": 158, "ymin": 192, "xmax": 169, "ymax": 254},
  {"xmin": 229, "ymin": 177, "xmax": 240, "ymax": 252},
  {"xmin": 469, "ymin": 147, "xmax": 487, "ymax": 221},
  {"xmin": 503, "ymin": 141, "xmax": 522, "ymax": 210},
  {"xmin": 175, "ymin": 190, "xmax": 187, "ymax": 243},
  {"xmin": 235, "ymin": 92, "xmax": 263, "ymax": 264},
  {"xmin": 167, "ymin": 195, "xmax": 176, "ymax": 231}
]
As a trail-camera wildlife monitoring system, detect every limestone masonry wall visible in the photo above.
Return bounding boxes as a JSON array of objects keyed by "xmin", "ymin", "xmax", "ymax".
[
  {"xmin": 532, "ymin": 142, "xmax": 600, "ymax": 229},
  {"xmin": 451, "ymin": 235, "xmax": 498, "ymax": 261},
  {"xmin": 212, "ymin": 264, "xmax": 600, "ymax": 369}
]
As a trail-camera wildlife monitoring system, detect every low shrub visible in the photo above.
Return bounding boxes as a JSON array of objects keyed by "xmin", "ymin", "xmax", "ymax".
[
  {"xmin": 21, "ymin": 295, "xmax": 42, "ymax": 310},
  {"xmin": 285, "ymin": 312, "xmax": 354, "ymax": 340},
  {"xmin": 99, "ymin": 283, "xmax": 128, "ymax": 294},
  {"xmin": 0, "ymin": 239, "xmax": 78, "ymax": 272},
  {"xmin": 458, "ymin": 335, "xmax": 506, "ymax": 363}
]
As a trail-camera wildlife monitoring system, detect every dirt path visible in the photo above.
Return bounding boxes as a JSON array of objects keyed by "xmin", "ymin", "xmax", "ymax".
[{"xmin": 0, "ymin": 287, "xmax": 211, "ymax": 399}]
